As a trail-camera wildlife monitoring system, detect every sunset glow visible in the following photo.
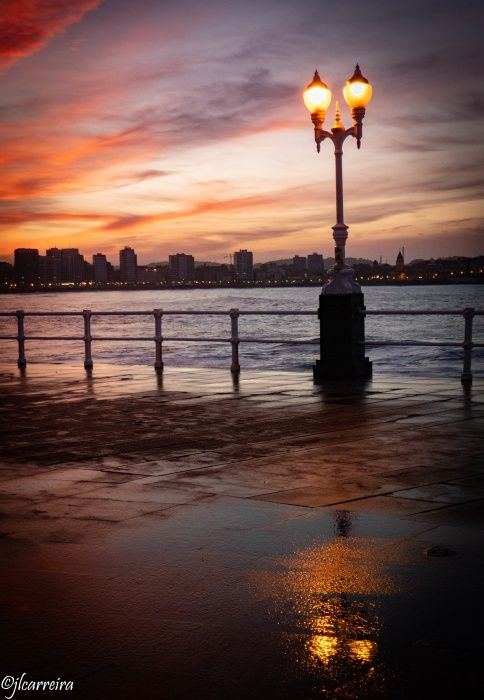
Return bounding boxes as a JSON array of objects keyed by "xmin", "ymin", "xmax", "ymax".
[{"xmin": 1, "ymin": 0, "xmax": 483, "ymax": 264}]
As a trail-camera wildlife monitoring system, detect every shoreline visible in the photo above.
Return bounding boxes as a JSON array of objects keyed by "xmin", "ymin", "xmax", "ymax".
[{"xmin": 2, "ymin": 279, "xmax": 484, "ymax": 294}]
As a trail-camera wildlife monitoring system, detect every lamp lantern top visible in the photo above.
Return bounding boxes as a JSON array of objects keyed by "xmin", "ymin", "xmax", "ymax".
[
  {"xmin": 343, "ymin": 63, "xmax": 373, "ymax": 109},
  {"xmin": 347, "ymin": 63, "xmax": 369, "ymax": 84},
  {"xmin": 303, "ymin": 69, "xmax": 332, "ymax": 114}
]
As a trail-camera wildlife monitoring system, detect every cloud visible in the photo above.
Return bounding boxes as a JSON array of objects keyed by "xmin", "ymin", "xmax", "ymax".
[
  {"xmin": 101, "ymin": 214, "xmax": 146, "ymax": 231},
  {"xmin": 0, "ymin": 209, "xmax": 108, "ymax": 226},
  {"xmin": 99, "ymin": 191, "xmax": 281, "ymax": 232},
  {"xmin": 0, "ymin": 63, "xmax": 300, "ymax": 205},
  {"xmin": 0, "ymin": 0, "xmax": 102, "ymax": 71},
  {"xmin": 0, "ymin": 120, "xmax": 164, "ymax": 200},
  {"xmin": 110, "ymin": 169, "xmax": 171, "ymax": 188},
  {"xmin": 0, "ymin": 187, "xmax": 292, "ymax": 231}
]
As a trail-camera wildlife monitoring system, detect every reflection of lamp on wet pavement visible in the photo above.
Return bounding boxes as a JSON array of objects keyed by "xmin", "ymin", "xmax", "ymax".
[
  {"xmin": 293, "ymin": 544, "xmax": 384, "ymax": 695},
  {"xmin": 308, "ymin": 593, "xmax": 378, "ymax": 665},
  {"xmin": 303, "ymin": 65, "xmax": 373, "ymax": 380},
  {"xmin": 253, "ymin": 538, "xmax": 396, "ymax": 696},
  {"xmin": 334, "ymin": 510, "xmax": 352, "ymax": 537}
]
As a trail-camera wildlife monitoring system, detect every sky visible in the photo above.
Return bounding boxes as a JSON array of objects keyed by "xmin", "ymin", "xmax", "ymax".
[{"xmin": 1, "ymin": 0, "xmax": 483, "ymax": 265}]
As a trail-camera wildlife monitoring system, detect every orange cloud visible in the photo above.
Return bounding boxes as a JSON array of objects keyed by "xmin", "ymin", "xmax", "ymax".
[
  {"xmin": 0, "ymin": 121, "xmax": 162, "ymax": 200},
  {"xmin": 99, "ymin": 191, "xmax": 285, "ymax": 233},
  {"xmin": 0, "ymin": 210, "xmax": 109, "ymax": 226},
  {"xmin": 0, "ymin": 0, "xmax": 102, "ymax": 70}
]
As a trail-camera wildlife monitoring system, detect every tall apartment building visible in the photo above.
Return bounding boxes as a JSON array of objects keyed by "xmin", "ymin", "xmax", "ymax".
[
  {"xmin": 14, "ymin": 248, "xmax": 40, "ymax": 285},
  {"xmin": 44, "ymin": 248, "xmax": 62, "ymax": 284},
  {"xmin": 169, "ymin": 253, "xmax": 195, "ymax": 282},
  {"xmin": 119, "ymin": 246, "xmax": 138, "ymax": 284},
  {"xmin": 307, "ymin": 253, "xmax": 324, "ymax": 276},
  {"xmin": 93, "ymin": 253, "xmax": 108, "ymax": 283},
  {"xmin": 60, "ymin": 248, "xmax": 84, "ymax": 283},
  {"xmin": 292, "ymin": 255, "xmax": 307, "ymax": 275},
  {"xmin": 234, "ymin": 249, "xmax": 253, "ymax": 282}
]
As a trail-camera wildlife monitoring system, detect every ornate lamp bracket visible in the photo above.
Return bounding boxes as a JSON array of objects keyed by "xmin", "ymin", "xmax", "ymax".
[{"xmin": 313, "ymin": 121, "xmax": 359, "ymax": 155}]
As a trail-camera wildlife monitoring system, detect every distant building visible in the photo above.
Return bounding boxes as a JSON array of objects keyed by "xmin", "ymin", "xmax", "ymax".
[
  {"xmin": 292, "ymin": 255, "xmax": 307, "ymax": 276},
  {"xmin": 45, "ymin": 248, "xmax": 62, "ymax": 284},
  {"xmin": 14, "ymin": 248, "xmax": 40, "ymax": 285},
  {"xmin": 254, "ymin": 262, "xmax": 283, "ymax": 282},
  {"xmin": 0, "ymin": 261, "xmax": 14, "ymax": 285},
  {"xmin": 169, "ymin": 253, "xmax": 195, "ymax": 282},
  {"xmin": 60, "ymin": 248, "xmax": 84, "ymax": 283},
  {"xmin": 234, "ymin": 249, "xmax": 254, "ymax": 282},
  {"xmin": 195, "ymin": 264, "xmax": 230, "ymax": 283},
  {"xmin": 307, "ymin": 253, "xmax": 324, "ymax": 276},
  {"xmin": 39, "ymin": 256, "xmax": 54, "ymax": 285},
  {"xmin": 137, "ymin": 266, "xmax": 164, "ymax": 284},
  {"xmin": 395, "ymin": 249, "xmax": 406, "ymax": 280},
  {"xmin": 93, "ymin": 253, "xmax": 108, "ymax": 283},
  {"xmin": 119, "ymin": 246, "xmax": 138, "ymax": 284},
  {"xmin": 83, "ymin": 261, "xmax": 94, "ymax": 282}
]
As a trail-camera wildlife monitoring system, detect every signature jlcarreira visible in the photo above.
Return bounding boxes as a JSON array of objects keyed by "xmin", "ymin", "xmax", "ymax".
[{"xmin": 1, "ymin": 675, "xmax": 73, "ymax": 699}]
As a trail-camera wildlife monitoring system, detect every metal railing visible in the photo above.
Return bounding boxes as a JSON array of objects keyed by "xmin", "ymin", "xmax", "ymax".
[{"xmin": 0, "ymin": 307, "xmax": 482, "ymax": 382}]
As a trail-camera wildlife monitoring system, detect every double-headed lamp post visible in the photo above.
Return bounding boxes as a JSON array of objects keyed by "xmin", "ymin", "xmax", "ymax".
[{"xmin": 304, "ymin": 64, "xmax": 373, "ymax": 380}]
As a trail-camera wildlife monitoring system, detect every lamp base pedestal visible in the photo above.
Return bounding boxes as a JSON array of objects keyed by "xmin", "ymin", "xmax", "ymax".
[{"xmin": 313, "ymin": 283, "xmax": 372, "ymax": 381}]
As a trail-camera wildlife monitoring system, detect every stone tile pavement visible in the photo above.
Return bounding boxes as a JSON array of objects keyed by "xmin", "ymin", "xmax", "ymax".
[{"xmin": 0, "ymin": 363, "xmax": 483, "ymax": 698}]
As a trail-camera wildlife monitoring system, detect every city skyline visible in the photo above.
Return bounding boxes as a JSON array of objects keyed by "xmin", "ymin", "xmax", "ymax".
[
  {"xmin": 1, "ymin": 0, "xmax": 483, "ymax": 264},
  {"xmin": 1, "ymin": 236, "xmax": 478, "ymax": 268},
  {"xmin": 7, "ymin": 243, "xmax": 481, "ymax": 289},
  {"xmin": 8, "ymin": 242, "xmax": 407, "ymax": 269}
]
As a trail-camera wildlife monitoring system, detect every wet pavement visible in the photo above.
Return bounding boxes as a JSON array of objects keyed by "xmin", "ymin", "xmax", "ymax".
[{"xmin": 0, "ymin": 363, "xmax": 483, "ymax": 699}]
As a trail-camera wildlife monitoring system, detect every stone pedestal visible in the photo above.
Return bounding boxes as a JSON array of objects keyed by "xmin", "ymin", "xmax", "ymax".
[{"xmin": 313, "ymin": 292, "xmax": 372, "ymax": 381}]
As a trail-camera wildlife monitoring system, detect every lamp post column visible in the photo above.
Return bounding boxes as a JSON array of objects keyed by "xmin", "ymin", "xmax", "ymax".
[
  {"xmin": 313, "ymin": 127, "xmax": 371, "ymax": 380},
  {"xmin": 333, "ymin": 136, "xmax": 348, "ymax": 269},
  {"xmin": 303, "ymin": 67, "xmax": 373, "ymax": 381}
]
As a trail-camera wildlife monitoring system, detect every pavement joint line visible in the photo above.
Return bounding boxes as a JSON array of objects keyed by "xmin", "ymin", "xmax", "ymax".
[
  {"xmin": 375, "ymin": 523, "xmax": 440, "ymax": 541},
  {"xmin": 249, "ymin": 477, "xmax": 484, "ymax": 508},
  {"xmin": 402, "ymin": 496, "xmax": 484, "ymax": 515},
  {"xmin": 28, "ymin": 494, "xmax": 220, "ymax": 521},
  {"xmin": 144, "ymin": 465, "xmax": 484, "ymax": 492},
  {"xmin": 445, "ymin": 472, "xmax": 484, "ymax": 484},
  {"xmin": 251, "ymin": 488, "xmax": 403, "ymax": 506},
  {"xmin": 383, "ymin": 475, "xmax": 484, "ymax": 494}
]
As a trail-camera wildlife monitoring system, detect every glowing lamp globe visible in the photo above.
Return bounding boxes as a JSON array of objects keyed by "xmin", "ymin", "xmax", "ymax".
[
  {"xmin": 303, "ymin": 70, "xmax": 332, "ymax": 114},
  {"xmin": 343, "ymin": 64, "xmax": 372, "ymax": 109}
]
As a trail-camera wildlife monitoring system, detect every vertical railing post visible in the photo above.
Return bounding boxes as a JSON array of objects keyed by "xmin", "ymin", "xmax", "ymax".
[
  {"xmin": 154, "ymin": 308, "xmax": 164, "ymax": 373},
  {"xmin": 16, "ymin": 310, "xmax": 26, "ymax": 368},
  {"xmin": 461, "ymin": 307, "xmax": 474, "ymax": 383},
  {"xmin": 82, "ymin": 309, "xmax": 93, "ymax": 369},
  {"xmin": 229, "ymin": 308, "xmax": 240, "ymax": 373}
]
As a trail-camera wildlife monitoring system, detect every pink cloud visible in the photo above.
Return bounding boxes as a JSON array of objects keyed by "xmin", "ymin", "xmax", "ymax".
[{"xmin": 0, "ymin": 0, "xmax": 102, "ymax": 70}]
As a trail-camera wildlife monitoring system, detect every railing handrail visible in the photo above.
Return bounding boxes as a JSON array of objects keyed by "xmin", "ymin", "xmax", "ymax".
[
  {"xmin": 0, "ymin": 308, "xmax": 483, "ymax": 317},
  {"xmin": 0, "ymin": 307, "xmax": 482, "ymax": 382}
]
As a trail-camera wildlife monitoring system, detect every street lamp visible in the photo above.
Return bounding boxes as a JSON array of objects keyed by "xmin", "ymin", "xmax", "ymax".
[
  {"xmin": 304, "ymin": 63, "xmax": 372, "ymax": 292},
  {"xmin": 304, "ymin": 64, "xmax": 373, "ymax": 379}
]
